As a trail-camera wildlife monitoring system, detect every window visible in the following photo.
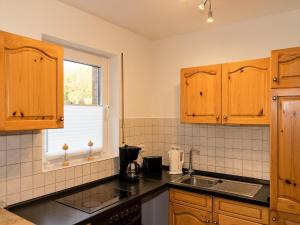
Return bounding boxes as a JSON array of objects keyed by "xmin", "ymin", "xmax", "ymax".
[{"xmin": 43, "ymin": 47, "xmax": 114, "ymax": 170}]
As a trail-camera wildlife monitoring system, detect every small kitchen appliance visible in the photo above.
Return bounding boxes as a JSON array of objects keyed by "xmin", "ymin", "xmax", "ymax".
[
  {"xmin": 168, "ymin": 148, "xmax": 184, "ymax": 174},
  {"xmin": 119, "ymin": 145, "xmax": 141, "ymax": 181},
  {"xmin": 142, "ymin": 156, "xmax": 162, "ymax": 174}
]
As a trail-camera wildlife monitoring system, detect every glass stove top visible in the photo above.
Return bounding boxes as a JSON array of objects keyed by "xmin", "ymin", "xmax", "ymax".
[{"xmin": 56, "ymin": 184, "xmax": 131, "ymax": 214}]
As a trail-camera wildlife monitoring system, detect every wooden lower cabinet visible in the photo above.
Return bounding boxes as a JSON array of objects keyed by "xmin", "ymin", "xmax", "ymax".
[
  {"xmin": 270, "ymin": 211, "xmax": 300, "ymax": 225},
  {"xmin": 169, "ymin": 189, "xmax": 269, "ymax": 225},
  {"xmin": 216, "ymin": 214, "xmax": 261, "ymax": 225},
  {"xmin": 169, "ymin": 202, "xmax": 212, "ymax": 225}
]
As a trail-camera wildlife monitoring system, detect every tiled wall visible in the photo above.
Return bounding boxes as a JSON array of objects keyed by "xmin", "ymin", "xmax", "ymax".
[
  {"xmin": 0, "ymin": 131, "xmax": 118, "ymax": 206},
  {"xmin": 0, "ymin": 118, "xmax": 269, "ymax": 206},
  {"xmin": 123, "ymin": 118, "xmax": 270, "ymax": 180}
]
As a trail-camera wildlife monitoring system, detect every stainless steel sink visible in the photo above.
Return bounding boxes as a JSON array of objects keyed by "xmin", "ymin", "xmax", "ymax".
[
  {"xmin": 172, "ymin": 175, "xmax": 262, "ymax": 198},
  {"xmin": 177, "ymin": 175, "xmax": 221, "ymax": 188},
  {"xmin": 211, "ymin": 179, "xmax": 263, "ymax": 198}
]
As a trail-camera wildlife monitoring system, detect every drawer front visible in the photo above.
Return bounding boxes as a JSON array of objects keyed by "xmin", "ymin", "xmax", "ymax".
[
  {"xmin": 218, "ymin": 214, "xmax": 262, "ymax": 225},
  {"xmin": 170, "ymin": 189, "xmax": 212, "ymax": 212},
  {"xmin": 213, "ymin": 198, "xmax": 269, "ymax": 224}
]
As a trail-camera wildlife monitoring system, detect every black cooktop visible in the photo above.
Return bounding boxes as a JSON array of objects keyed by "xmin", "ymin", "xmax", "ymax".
[{"xmin": 56, "ymin": 184, "xmax": 131, "ymax": 214}]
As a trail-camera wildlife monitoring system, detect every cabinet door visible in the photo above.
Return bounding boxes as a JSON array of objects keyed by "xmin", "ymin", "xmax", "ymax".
[
  {"xmin": 181, "ymin": 64, "xmax": 222, "ymax": 124},
  {"xmin": 271, "ymin": 89, "xmax": 300, "ymax": 215},
  {"xmin": 217, "ymin": 214, "xmax": 262, "ymax": 225},
  {"xmin": 222, "ymin": 58, "xmax": 270, "ymax": 125},
  {"xmin": 270, "ymin": 211, "xmax": 300, "ymax": 225},
  {"xmin": 169, "ymin": 202, "xmax": 212, "ymax": 225},
  {"xmin": 271, "ymin": 47, "xmax": 300, "ymax": 88},
  {"xmin": 0, "ymin": 31, "xmax": 63, "ymax": 130}
]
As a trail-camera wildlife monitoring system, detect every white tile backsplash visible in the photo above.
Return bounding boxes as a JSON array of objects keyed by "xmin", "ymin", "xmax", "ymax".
[
  {"xmin": 123, "ymin": 118, "xmax": 270, "ymax": 180},
  {"xmin": 0, "ymin": 132, "xmax": 119, "ymax": 206},
  {"xmin": 0, "ymin": 119, "xmax": 269, "ymax": 207}
]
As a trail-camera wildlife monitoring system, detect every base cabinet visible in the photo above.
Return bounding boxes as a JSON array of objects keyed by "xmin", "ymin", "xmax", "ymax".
[
  {"xmin": 216, "ymin": 214, "xmax": 261, "ymax": 225},
  {"xmin": 169, "ymin": 189, "xmax": 269, "ymax": 225},
  {"xmin": 169, "ymin": 202, "xmax": 212, "ymax": 225},
  {"xmin": 270, "ymin": 211, "xmax": 300, "ymax": 225}
]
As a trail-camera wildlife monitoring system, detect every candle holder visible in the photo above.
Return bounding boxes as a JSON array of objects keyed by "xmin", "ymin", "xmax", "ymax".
[
  {"xmin": 62, "ymin": 143, "xmax": 69, "ymax": 166},
  {"xmin": 87, "ymin": 140, "xmax": 94, "ymax": 161}
]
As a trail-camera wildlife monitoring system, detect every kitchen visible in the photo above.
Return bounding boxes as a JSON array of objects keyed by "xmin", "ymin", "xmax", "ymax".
[{"xmin": 0, "ymin": 0, "xmax": 300, "ymax": 224}]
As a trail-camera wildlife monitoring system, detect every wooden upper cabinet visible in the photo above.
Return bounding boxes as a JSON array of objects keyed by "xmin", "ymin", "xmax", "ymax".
[
  {"xmin": 180, "ymin": 64, "xmax": 222, "ymax": 124},
  {"xmin": 271, "ymin": 47, "xmax": 300, "ymax": 88},
  {"xmin": 222, "ymin": 58, "xmax": 270, "ymax": 125},
  {"xmin": 0, "ymin": 31, "xmax": 64, "ymax": 131},
  {"xmin": 271, "ymin": 89, "xmax": 300, "ymax": 216}
]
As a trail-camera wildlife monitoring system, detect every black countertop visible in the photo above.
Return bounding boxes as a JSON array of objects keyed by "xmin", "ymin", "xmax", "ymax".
[{"xmin": 8, "ymin": 170, "xmax": 270, "ymax": 225}]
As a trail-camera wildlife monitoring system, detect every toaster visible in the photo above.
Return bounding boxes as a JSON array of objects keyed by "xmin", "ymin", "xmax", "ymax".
[{"xmin": 142, "ymin": 156, "xmax": 162, "ymax": 174}]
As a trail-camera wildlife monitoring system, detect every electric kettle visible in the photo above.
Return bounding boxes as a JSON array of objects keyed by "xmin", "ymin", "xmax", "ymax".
[{"xmin": 168, "ymin": 149, "xmax": 184, "ymax": 174}]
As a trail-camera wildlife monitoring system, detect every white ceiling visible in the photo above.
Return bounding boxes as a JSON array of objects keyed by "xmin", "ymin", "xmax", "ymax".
[{"xmin": 59, "ymin": 0, "xmax": 300, "ymax": 40}]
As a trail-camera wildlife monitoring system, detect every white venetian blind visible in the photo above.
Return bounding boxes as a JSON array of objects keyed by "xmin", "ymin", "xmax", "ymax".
[{"xmin": 45, "ymin": 105, "xmax": 104, "ymax": 158}]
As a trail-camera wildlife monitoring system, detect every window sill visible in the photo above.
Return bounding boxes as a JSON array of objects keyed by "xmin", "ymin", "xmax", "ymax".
[{"xmin": 43, "ymin": 152, "xmax": 118, "ymax": 172}]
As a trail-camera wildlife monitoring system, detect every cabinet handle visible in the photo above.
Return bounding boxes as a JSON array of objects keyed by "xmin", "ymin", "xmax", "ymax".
[
  {"xmin": 272, "ymin": 76, "xmax": 278, "ymax": 82},
  {"xmin": 59, "ymin": 116, "xmax": 64, "ymax": 122},
  {"xmin": 213, "ymin": 222, "xmax": 218, "ymax": 225},
  {"xmin": 272, "ymin": 96, "xmax": 277, "ymax": 101},
  {"xmin": 216, "ymin": 116, "xmax": 220, "ymax": 121},
  {"xmin": 12, "ymin": 111, "xmax": 16, "ymax": 116},
  {"xmin": 200, "ymin": 91, "xmax": 203, "ymax": 96},
  {"xmin": 20, "ymin": 112, "xmax": 24, "ymax": 117},
  {"xmin": 272, "ymin": 217, "xmax": 277, "ymax": 221},
  {"xmin": 258, "ymin": 108, "xmax": 264, "ymax": 116},
  {"xmin": 223, "ymin": 115, "xmax": 228, "ymax": 120},
  {"xmin": 205, "ymin": 219, "xmax": 210, "ymax": 223}
]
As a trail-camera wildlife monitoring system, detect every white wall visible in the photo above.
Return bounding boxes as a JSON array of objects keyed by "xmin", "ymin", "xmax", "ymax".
[
  {"xmin": 152, "ymin": 9, "xmax": 300, "ymax": 118},
  {"xmin": 0, "ymin": 0, "xmax": 155, "ymax": 118}
]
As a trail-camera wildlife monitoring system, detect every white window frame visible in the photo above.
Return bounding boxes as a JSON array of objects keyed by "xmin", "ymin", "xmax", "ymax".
[{"xmin": 42, "ymin": 47, "xmax": 116, "ymax": 171}]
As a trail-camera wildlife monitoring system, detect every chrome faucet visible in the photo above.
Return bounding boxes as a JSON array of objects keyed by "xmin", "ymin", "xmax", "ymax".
[{"xmin": 188, "ymin": 148, "xmax": 200, "ymax": 176}]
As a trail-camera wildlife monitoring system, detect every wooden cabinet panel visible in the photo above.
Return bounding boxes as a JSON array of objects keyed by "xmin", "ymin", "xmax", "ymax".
[
  {"xmin": 271, "ymin": 89, "xmax": 300, "ymax": 215},
  {"xmin": 270, "ymin": 211, "xmax": 300, "ymax": 225},
  {"xmin": 222, "ymin": 58, "xmax": 270, "ymax": 125},
  {"xmin": 169, "ymin": 202, "xmax": 212, "ymax": 225},
  {"xmin": 170, "ymin": 189, "xmax": 212, "ymax": 212},
  {"xmin": 213, "ymin": 198, "xmax": 269, "ymax": 224},
  {"xmin": 0, "ymin": 31, "xmax": 63, "ymax": 130},
  {"xmin": 180, "ymin": 64, "xmax": 222, "ymax": 124},
  {"xmin": 217, "ymin": 214, "xmax": 262, "ymax": 225},
  {"xmin": 271, "ymin": 47, "xmax": 300, "ymax": 88}
]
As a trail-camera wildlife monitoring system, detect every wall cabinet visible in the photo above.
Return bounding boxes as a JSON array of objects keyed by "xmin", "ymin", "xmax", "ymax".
[
  {"xmin": 181, "ymin": 58, "xmax": 270, "ymax": 125},
  {"xmin": 270, "ymin": 88, "xmax": 300, "ymax": 216},
  {"xmin": 0, "ymin": 31, "xmax": 64, "ymax": 131},
  {"xmin": 169, "ymin": 189, "xmax": 269, "ymax": 225},
  {"xmin": 222, "ymin": 58, "xmax": 270, "ymax": 125},
  {"xmin": 271, "ymin": 47, "xmax": 300, "ymax": 89},
  {"xmin": 180, "ymin": 64, "xmax": 222, "ymax": 124}
]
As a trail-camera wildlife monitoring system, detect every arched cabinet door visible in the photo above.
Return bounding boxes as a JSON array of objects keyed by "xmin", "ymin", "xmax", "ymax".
[
  {"xmin": 169, "ymin": 202, "xmax": 212, "ymax": 225},
  {"xmin": 180, "ymin": 64, "xmax": 222, "ymax": 124},
  {"xmin": 270, "ymin": 211, "xmax": 300, "ymax": 225},
  {"xmin": 271, "ymin": 47, "xmax": 300, "ymax": 88},
  {"xmin": 271, "ymin": 89, "xmax": 300, "ymax": 216},
  {"xmin": 222, "ymin": 58, "xmax": 270, "ymax": 125},
  {"xmin": 0, "ymin": 31, "xmax": 63, "ymax": 131}
]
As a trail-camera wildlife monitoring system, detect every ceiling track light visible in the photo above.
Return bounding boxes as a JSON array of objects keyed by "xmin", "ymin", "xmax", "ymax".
[
  {"xmin": 198, "ymin": 0, "xmax": 207, "ymax": 10},
  {"xmin": 207, "ymin": 0, "xmax": 214, "ymax": 23}
]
